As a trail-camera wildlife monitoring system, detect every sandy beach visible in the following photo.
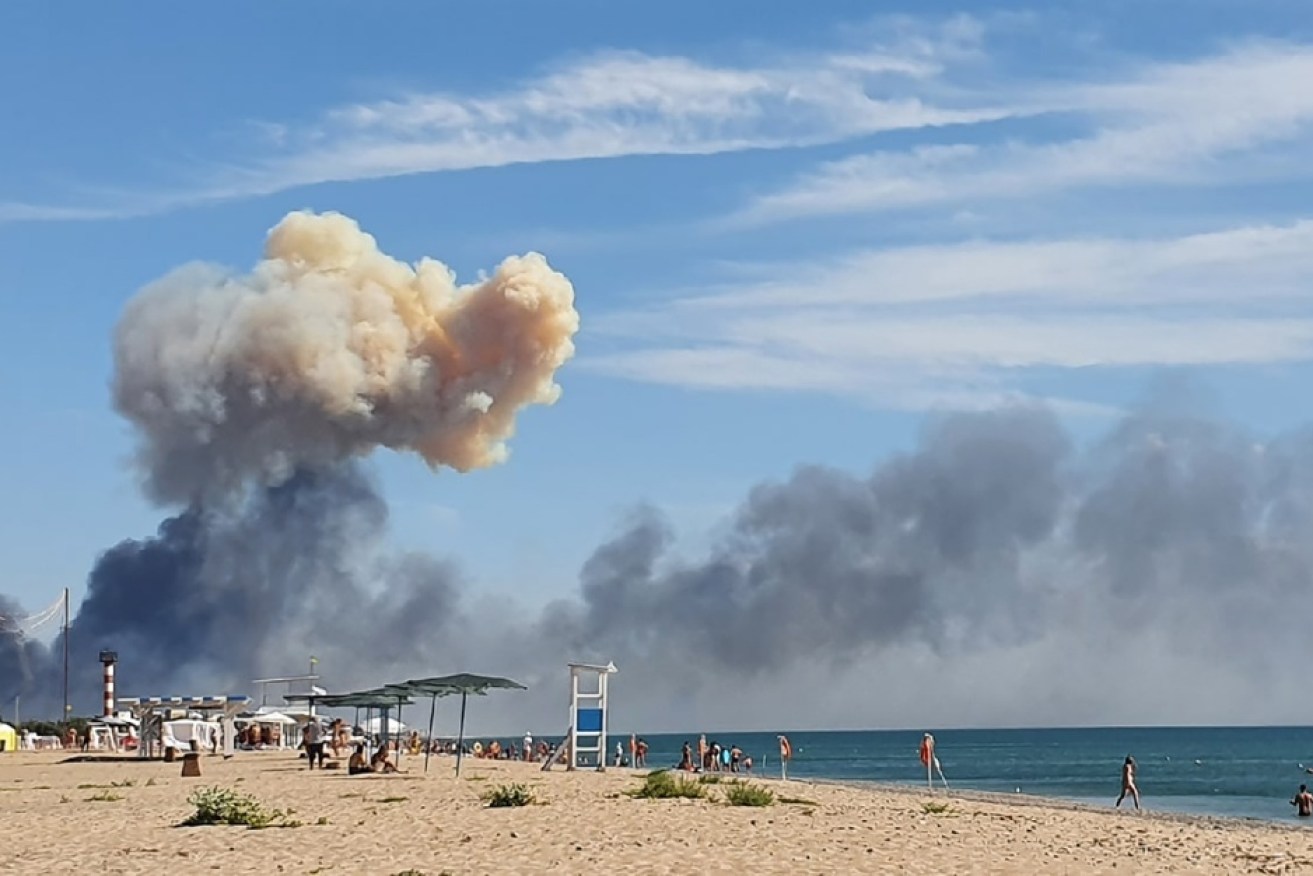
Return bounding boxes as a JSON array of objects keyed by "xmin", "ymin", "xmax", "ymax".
[{"xmin": 3, "ymin": 749, "xmax": 1312, "ymax": 875}]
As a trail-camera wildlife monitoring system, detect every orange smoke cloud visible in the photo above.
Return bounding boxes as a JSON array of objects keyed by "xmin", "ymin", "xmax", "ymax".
[{"xmin": 113, "ymin": 210, "xmax": 580, "ymax": 501}]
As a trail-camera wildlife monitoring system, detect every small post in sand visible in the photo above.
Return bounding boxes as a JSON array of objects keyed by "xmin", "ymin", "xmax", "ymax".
[{"xmin": 920, "ymin": 733, "xmax": 935, "ymax": 792}]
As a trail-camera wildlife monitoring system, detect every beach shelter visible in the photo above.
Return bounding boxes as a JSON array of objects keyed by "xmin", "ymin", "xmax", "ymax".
[
  {"xmin": 315, "ymin": 688, "xmax": 415, "ymax": 754},
  {"xmin": 247, "ymin": 711, "xmax": 299, "ymax": 748},
  {"xmin": 0, "ymin": 722, "xmax": 16, "ymax": 753},
  {"xmin": 119, "ymin": 696, "xmax": 250, "ymax": 758},
  {"xmin": 384, "ymin": 673, "xmax": 527, "ymax": 776}
]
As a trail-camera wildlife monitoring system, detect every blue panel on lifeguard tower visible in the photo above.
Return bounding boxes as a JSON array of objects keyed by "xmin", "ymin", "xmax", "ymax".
[{"xmin": 577, "ymin": 708, "xmax": 603, "ymax": 733}]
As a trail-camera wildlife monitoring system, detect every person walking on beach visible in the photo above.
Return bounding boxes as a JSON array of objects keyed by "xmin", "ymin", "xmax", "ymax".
[
  {"xmin": 1292, "ymin": 784, "xmax": 1313, "ymax": 817},
  {"xmin": 302, "ymin": 719, "xmax": 324, "ymax": 770},
  {"xmin": 1115, "ymin": 755, "xmax": 1141, "ymax": 811}
]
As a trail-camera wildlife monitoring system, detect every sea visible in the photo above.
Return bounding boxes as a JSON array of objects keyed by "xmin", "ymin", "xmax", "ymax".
[{"xmin": 622, "ymin": 726, "xmax": 1313, "ymax": 824}]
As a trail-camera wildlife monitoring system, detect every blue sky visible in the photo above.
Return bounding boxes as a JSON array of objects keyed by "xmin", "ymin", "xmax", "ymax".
[{"xmin": 4, "ymin": 0, "xmax": 1313, "ymax": 623}]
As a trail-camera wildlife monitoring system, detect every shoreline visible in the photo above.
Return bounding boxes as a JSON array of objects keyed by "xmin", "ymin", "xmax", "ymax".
[
  {"xmin": 806, "ymin": 776, "xmax": 1313, "ymax": 832},
  {"xmin": 7, "ymin": 750, "xmax": 1313, "ymax": 873},
  {"xmin": 38, "ymin": 750, "xmax": 1313, "ymax": 829}
]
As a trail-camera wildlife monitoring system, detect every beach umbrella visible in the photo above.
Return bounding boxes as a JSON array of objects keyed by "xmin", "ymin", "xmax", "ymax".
[
  {"xmin": 384, "ymin": 682, "xmax": 458, "ymax": 774},
  {"xmin": 385, "ymin": 674, "xmax": 527, "ymax": 776}
]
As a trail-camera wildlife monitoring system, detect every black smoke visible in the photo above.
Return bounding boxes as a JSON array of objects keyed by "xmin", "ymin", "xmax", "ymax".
[
  {"xmin": 1, "ymin": 465, "xmax": 469, "ymax": 716},
  {"xmin": 6, "ymin": 401, "xmax": 1313, "ymax": 729}
]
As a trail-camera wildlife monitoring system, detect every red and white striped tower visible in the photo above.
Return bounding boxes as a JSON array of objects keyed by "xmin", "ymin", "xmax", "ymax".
[{"xmin": 98, "ymin": 650, "xmax": 118, "ymax": 718}]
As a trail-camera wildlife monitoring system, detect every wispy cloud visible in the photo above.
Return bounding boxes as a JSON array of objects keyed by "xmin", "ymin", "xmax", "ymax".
[
  {"xmin": 0, "ymin": 201, "xmax": 142, "ymax": 222},
  {"xmin": 223, "ymin": 26, "xmax": 1013, "ymax": 194},
  {"xmin": 678, "ymin": 220, "xmax": 1313, "ymax": 310},
  {"xmin": 4, "ymin": 16, "xmax": 1012, "ymax": 222},
  {"xmin": 734, "ymin": 41, "xmax": 1313, "ymax": 224},
  {"xmin": 581, "ymin": 220, "xmax": 1313, "ymax": 410}
]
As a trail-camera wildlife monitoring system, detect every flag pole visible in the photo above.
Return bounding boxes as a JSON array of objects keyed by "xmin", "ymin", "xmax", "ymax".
[
  {"xmin": 920, "ymin": 733, "xmax": 935, "ymax": 792},
  {"xmin": 61, "ymin": 588, "xmax": 70, "ymax": 722},
  {"xmin": 927, "ymin": 737, "xmax": 933, "ymax": 792}
]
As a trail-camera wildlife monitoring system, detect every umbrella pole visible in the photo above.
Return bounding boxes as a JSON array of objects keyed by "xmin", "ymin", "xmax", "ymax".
[
  {"xmin": 424, "ymin": 693, "xmax": 437, "ymax": 774},
  {"xmin": 396, "ymin": 696, "xmax": 404, "ymax": 767},
  {"xmin": 455, "ymin": 690, "xmax": 468, "ymax": 777}
]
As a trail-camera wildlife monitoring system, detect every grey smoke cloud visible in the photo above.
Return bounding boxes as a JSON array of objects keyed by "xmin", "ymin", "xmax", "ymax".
[
  {"xmin": 6, "ymin": 399, "xmax": 1313, "ymax": 730},
  {"xmin": 534, "ymin": 402, "xmax": 1313, "ymax": 728},
  {"xmin": 547, "ymin": 406, "xmax": 1072, "ymax": 672},
  {"xmin": 4, "ymin": 209, "xmax": 1312, "ymax": 731}
]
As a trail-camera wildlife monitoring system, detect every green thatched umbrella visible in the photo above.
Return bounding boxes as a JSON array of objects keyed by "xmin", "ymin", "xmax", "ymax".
[
  {"xmin": 315, "ymin": 688, "xmax": 415, "ymax": 756},
  {"xmin": 385, "ymin": 674, "xmax": 527, "ymax": 775}
]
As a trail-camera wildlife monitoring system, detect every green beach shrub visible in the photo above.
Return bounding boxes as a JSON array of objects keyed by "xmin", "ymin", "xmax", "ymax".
[
  {"xmin": 724, "ymin": 783, "xmax": 775, "ymax": 807},
  {"xmin": 921, "ymin": 800, "xmax": 952, "ymax": 815},
  {"xmin": 483, "ymin": 783, "xmax": 534, "ymax": 808},
  {"xmin": 630, "ymin": 770, "xmax": 706, "ymax": 800},
  {"xmin": 181, "ymin": 786, "xmax": 300, "ymax": 829}
]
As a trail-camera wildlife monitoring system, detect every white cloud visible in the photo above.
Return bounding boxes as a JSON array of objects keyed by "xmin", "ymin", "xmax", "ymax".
[
  {"xmin": 735, "ymin": 42, "xmax": 1313, "ymax": 224},
  {"xmin": 678, "ymin": 220, "xmax": 1313, "ymax": 310},
  {"xmin": 3, "ymin": 17, "xmax": 1016, "ymax": 222},
  {"xmin": 583, "ymin": 220, "xmax": 1313, "ymax": 410},
  {"xmin": 225, "ymin": 35, "xmax": 1012, "ymax": 198},
  {"xmin": 0, "ymin": 201, "xmax": 139, "ymax": 222}
]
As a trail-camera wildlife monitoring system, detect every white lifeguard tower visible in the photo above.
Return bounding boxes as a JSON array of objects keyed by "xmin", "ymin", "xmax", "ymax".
[{"xmin": 567, "ymin": 661, "xmax": 617, "ymax": 771}]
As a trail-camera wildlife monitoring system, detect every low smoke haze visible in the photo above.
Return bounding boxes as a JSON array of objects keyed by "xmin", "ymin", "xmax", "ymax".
[{"xmin": 7, "ymin": 307, "xmax": 1312, "ymax": 731}]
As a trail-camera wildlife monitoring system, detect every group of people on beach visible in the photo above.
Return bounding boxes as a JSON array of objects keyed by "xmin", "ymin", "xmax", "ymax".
[
  {"xmin": 300, "ymin": 718, "xmax": 398, "ymax": 774},
  {"xmin": 675, "ymin": 734, "xmax": 754, "ymax": 774}
]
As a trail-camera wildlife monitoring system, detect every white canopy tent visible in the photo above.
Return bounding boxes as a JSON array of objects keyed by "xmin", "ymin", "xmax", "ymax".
[
  {"xmin": 363, "ymin": 715, "xmax": 406, "ymax": 735},
  {"xmin": 120, "ymin": 695, "xmax": 249, "ymax": 758},
  {"xmin": 163, "ymin": 719, "xmax": 220, "ymax": 754}
]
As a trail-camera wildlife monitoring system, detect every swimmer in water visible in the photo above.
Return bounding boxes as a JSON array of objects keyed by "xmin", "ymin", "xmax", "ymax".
[{"xmin": 1292, "ymin": 784, "xmax": 1313, "ymax": 817}]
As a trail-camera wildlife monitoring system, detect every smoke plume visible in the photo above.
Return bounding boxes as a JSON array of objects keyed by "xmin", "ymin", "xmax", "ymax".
[
  {"xmin": 541, "ymin": 401, "xmax": 1313, "ymax": 729},
  {"xmin": 4, "ymin": 210, "xmax": 1312, "ymax": 731},
  {"xmin": 114, "ymin": 210, "xmax": 579, "ymax": 503},
  {"xmin": 0, "ymin": 211, "xmax": 580, "ymax": 717}
]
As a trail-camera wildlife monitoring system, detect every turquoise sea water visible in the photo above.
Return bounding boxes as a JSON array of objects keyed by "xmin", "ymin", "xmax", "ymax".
[{"xmin": 624, "ymin": 726, "xmax": 1313, "ymax": 823}]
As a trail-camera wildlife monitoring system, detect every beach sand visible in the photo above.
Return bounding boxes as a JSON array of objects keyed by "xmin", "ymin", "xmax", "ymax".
[{"xmin": 3, "ymin": 749, "xmax": 1311, "ymax": 874}]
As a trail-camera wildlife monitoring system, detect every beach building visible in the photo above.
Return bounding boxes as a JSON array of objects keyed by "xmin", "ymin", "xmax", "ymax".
[{"xmin": 0, "ymin": 722, "xmax": 16, "ymax": 753}]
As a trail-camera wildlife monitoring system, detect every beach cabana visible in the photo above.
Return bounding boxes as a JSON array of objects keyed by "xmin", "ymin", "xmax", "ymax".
[
  {"xmin": 244, "ymin": 711, "xmax": 299, "ymax": 748},
  {"xmin": 0, "ymin": 721, "xmax": 16, "ymax": 753},
  {"xmin": 119, "ymin": 695, "xmax": 250, "ymax": 758},
  {"xmin": 384, "ymin": 673, "xmax": 527, "ymax": 775}
]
